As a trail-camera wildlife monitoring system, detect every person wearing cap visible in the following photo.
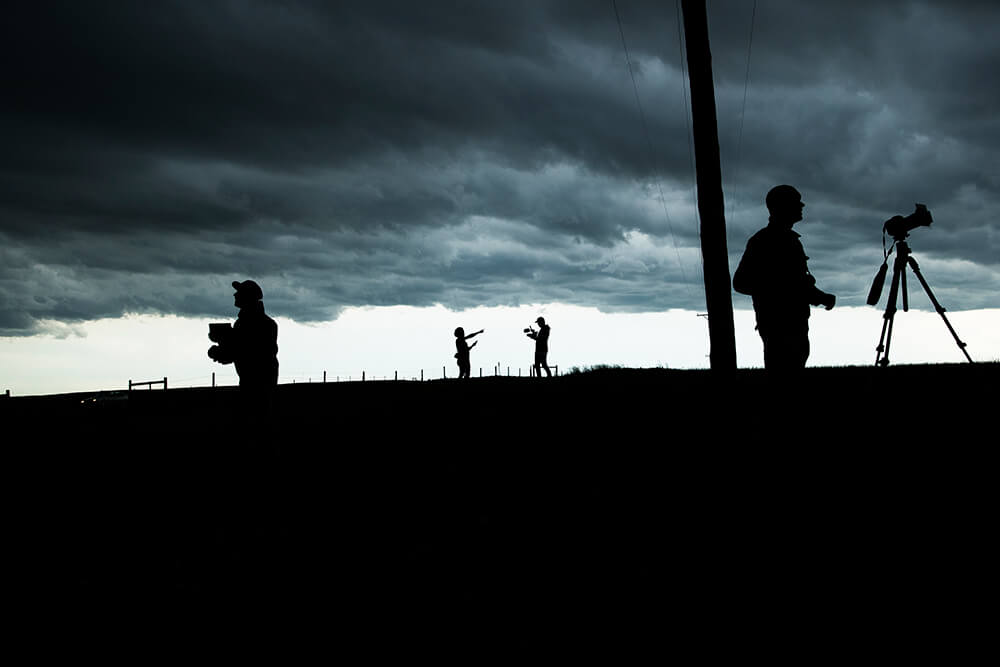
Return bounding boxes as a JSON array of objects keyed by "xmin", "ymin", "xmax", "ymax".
[
  {"xmin": 525, "ymin": 317, "xmax": 551, "ymax": 377},
  {"xmin": 207, "ymin": 280, "xmax": 280, "ymax": 575},
  {"xmin": 208, "ymin": 280, "xmax": 279, "ymax": 391},
  {"xmin": 733, "ymin": 185, "xmax": 836, "ymax": 370}
]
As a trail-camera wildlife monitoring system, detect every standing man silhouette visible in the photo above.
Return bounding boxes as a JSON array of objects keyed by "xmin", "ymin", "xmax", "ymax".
[
  {"xmin": 207, "ymin": 280, "xmax": 280, "ymax": 576},
  {"xmin": 454, "ymin": 327, "xmax": 484, "ymax": 379},
  {"xmin": 208, "ymin": 280, "xmax": 279, "ymax": 412},
  {"xmin": 526, "ymin": 317, "xmax": 552, "ymax": 377},
  {"xmin": 733, "ymin": 185, "xmax": 835, "ymax": 370}
]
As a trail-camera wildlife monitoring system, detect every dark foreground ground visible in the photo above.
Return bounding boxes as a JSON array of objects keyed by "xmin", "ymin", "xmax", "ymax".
[{"xmin": 7, "ymin": 363, "xmax": 996, "ymax": 652}]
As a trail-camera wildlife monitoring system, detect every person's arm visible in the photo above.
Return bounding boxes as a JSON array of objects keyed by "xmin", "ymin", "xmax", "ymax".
[
  {"xmin": 802, "ymin": 260, "xmax": 835, "ymax": 310},
  {"xmin": 465, "ymin": 329, "xmax": 484, "ymax": 340},
  {"xmin": 209, "ymin": 324, "xmax": 240, "ymax": 364},
  {"xmin": 807, "ymin": 281, "xmax": 836, "ymax": 310},
  {"xmin": 209, "ymin": 343, "xmax": 236, "ymax": 364}
]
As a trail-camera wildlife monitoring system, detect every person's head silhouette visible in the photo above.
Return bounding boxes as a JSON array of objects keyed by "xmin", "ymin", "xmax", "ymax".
[
  {"xmin": 232, "ymin": 280, "xmax": 263, "ymax": 309},
  {"xmin": 454, "ymin": 327, "xmax": 464, "ymax": 338},
  {"xmin": 536, "ymin": 317, "xmax": 546, "ymax": 326},
  {"xmin": 766, "ymin": 185, "xmax": 804, "ymax": 227}
]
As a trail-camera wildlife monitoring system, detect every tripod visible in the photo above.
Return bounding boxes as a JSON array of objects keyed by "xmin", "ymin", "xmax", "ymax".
[{"xmin": 872, "ymin": 239, "xmax": 973, "ymax": 367}]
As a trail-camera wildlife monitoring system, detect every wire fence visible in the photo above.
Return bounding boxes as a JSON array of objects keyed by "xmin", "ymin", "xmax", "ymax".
[
  {"xmin": 0, "ymin": 365, "xmax": 564, "ymax": 397},
  {"xmin": 136, "ymin": 364, "xmax": 561, "ymax": 392}
]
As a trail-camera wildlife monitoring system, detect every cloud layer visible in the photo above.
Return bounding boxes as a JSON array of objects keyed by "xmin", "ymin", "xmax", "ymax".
[{"xmin": 2, "ymin": 0, "xmax": 998, "ymax": 335}]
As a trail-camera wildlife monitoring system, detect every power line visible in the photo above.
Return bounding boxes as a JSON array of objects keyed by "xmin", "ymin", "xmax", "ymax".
[
  {"xmin": 736, "ymin": 0, "xmax": 757, "ymax": 170},
  {"xmin": 611, "ymin": 0, "xmax": 693, "ymax": 294},
  {"xmin": 674, "ymin": 0, "xmax": 700, "ymax": 254},
  {"xmin": 728, "ymin": 0, "xmax": 758, "ymax": 228}
]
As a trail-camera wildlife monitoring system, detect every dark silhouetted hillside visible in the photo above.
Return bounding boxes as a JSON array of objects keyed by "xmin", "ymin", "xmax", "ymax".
[{"xmin": 7, "ymin": 363, "xmax": 995, "ymax": 651}]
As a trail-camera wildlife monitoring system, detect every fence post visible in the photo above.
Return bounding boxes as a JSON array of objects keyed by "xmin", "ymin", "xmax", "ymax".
[
  {"xmin": 421, "ymin": 369, "xmax": 424, "ymax": 382},
  {"xmin": 164, "ymin": 377, "xmax": 168, "ymax": 390},
  {"xmin": 395, "ymin": 370, "xmax": 398, "ymax": 381},
  {"xmin": 323, "ymin": 370, "xmax": 327, "ymax": 383},
  {"xmin": 362, "ymin": 371, "xmax": 365, "ymax": 382}
]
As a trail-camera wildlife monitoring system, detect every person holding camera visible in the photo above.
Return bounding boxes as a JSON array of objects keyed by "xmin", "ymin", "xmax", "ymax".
[
  {"xmin": 454, "ymin": 327, "xmax": 484, "ymax": 379},
  {"xmin": 525, "ymin": 317, "xmax": 552, "ymax": 377},
  {"xmin": 733, "ymin": 185, "xmax": 835, "ymax": 370},
  {"xmin": 208, "ymin": 279, "xmax": 279, "ymax": 400},
  {"xmin": 207, "ymin": 280, "xmax": 280, "ymax": 579}
]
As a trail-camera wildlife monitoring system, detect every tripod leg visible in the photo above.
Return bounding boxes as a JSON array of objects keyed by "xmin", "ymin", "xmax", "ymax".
[
  {"xmin": 906, "ymin": 256, "xmax": 974, "ymax": 363},
  {"xmin": 875, "ymin": 258, "xmax": 905, "ymax": 366},
  {"xmin": 901, "ymin": 263, "xmax": 909, "ymax": 312}
]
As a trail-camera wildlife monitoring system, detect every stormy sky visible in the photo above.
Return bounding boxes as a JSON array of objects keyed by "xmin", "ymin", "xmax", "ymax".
[{"xmin": 2, "ymin": 1, "xmax": 999, "ymax": 389}]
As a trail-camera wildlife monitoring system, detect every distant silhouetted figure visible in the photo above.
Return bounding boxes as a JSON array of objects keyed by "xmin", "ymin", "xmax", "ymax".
[
  {"xmin": 526, "ymin": 317, "xmax": 551, "ymax": 377},
  {"xmin": 733, "ymin": 185, "xmax": 836, "ymax": 370},
  {"xmin": 454, "ymin": 327, "xmax": 484, "ymax": 379},
  {"xmin": 208, "ymin": 280, "xmax": 279, "ymax": 414}
]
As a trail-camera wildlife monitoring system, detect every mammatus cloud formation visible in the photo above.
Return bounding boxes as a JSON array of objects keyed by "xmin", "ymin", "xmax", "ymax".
[{"xmin": 2, "ymin": 0, "xmax": 998, "ymax": 335}]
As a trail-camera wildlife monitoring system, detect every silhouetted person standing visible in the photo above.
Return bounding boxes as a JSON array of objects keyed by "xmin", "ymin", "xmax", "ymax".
[
  {"xmin": 207, "ymin": 280, "xmax": 281, "ymax": 587},
  {"xmin": 208, "ymin": 280, "xmax": 279, "ymax": 416},
  {"xmin": 526, "ymin": 317, "xmax": 551, "ymax": 377},
  {"xmin": 454, "ymin": 327, "xmax": 484, "ymax": 379},
  {"xmin": 733, "ymin": 185, "xmax": 835, "ymax": 370}
]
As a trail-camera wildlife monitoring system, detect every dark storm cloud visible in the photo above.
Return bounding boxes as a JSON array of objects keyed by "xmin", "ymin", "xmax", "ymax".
[{"xmin": 1, "ymin": 0, "xmax": 998, "ymax": 335}]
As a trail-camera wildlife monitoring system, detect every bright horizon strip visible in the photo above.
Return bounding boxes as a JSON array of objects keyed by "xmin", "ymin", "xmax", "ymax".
[{"xmin": 1, "ymin": 304, "xmax": 998, "ymax": 397}]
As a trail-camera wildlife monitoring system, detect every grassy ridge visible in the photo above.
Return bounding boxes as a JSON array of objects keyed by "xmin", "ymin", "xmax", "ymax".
[{"xmin": 8, "ymin": 363, "xmax": 995, "ymax": 646}]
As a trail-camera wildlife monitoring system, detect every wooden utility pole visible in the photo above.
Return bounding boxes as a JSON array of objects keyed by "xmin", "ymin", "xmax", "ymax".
[{"xmin": 681, "ymin": 0, "xmax": 737, "ymax": 371}]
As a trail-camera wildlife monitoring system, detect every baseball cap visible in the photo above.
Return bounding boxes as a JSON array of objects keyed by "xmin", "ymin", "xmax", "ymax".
[{"xmin": 232, "ymin": 280, "xmax": 263, "ymax": 300}]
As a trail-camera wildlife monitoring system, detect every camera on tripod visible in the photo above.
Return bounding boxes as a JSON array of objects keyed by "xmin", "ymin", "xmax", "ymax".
[
  {"xmin": 867, "ymin": 204, "xmax": 932, "ymax": 306},
  {"xmin": 864, "ymin": 202, "xmax": 973, "ymax": 366},
  {"xmin": 883, "ymin": 203, "xmax": 932, "ymax": 241}
]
